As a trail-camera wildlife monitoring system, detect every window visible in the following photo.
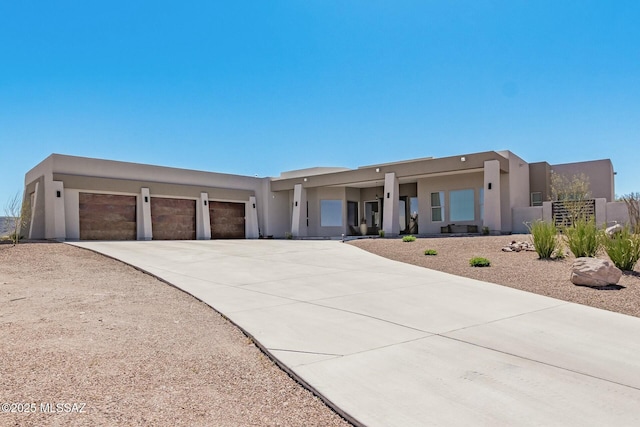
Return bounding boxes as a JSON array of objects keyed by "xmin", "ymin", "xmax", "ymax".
[
  {"xmin": 531, "ymin": 192, "xmax": 543, "ymax": 207},
  {"xmin": 399, "ymin": 198, "xmax": 406, "ymax": 232},
  {"xmin": 479, "ymin": 188, "xmax": 484, "ymax": 221},
  {"xmin": 430, "ymin": 192, "xmax": 444, "ymax": 222},
  {"xmin": 450, "ymin": 189, "xmax": 474, "ymax": 221},
  {"xmin": 320, "ymin": 200, "xmax": 343, "ymax": 226}
]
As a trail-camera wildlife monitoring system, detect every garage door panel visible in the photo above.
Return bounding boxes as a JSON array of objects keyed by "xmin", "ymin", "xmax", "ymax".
[
  {"xmin": 151, "ymin": 198, "xmax": 196, "ymax": 240},
  {"xmin": 79, "ymin": 193, "xmax": 137, "ymax": 240},
  {"xmin": 210, "ymin": 201, "xmax": 245, "ymax": 239}
]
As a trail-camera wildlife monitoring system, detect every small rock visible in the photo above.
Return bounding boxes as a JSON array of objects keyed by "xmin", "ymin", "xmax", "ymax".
[{"xmin": 571, "ymin": 257, "xmax": 622, "ymax": 286}]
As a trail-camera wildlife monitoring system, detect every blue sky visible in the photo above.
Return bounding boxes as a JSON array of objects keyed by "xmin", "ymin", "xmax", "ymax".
[{"xmin": 1, "ymin": 1, "xmax": 638, "ymax": 207}]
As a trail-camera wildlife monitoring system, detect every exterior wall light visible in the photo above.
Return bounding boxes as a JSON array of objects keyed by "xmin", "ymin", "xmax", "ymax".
[
  {"xmin": 252, "ymin": 203, "xmax": 256, "ymax": 209},
  {"xmin": 488, "ymin": 183, "xmax": 492, "ymax": 190},
  {"xmin": 303, "ymin": 178, "xmax": 308, "ymax": 182},
  {"xmin": 56, "ymin": 191, "xmax": 61, "ymax": 198},
  {"xmin": 144, "ymin": 196, "xmax": 149, "ymax": 203},
  {"xmin": 460, "ymin": 157, "xmax": 466, "ymax": 162},
  {"xmin": 204, "ymin": 200, "xmax": 207, "ymax": 206},
  {"xmin": 376, "ymin": 168, "xmax": 380, "ymax": 173},
  {"xmin": 387, "ymin": 192, "xmax": 390, "ymax": 199}
]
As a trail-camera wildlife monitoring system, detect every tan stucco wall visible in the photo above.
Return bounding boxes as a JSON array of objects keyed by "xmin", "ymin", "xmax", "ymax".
[
  {"xmin": 551, "ymin": 159, "xmax": 615, "ymax": 201},
  {"xmin": 529, "ymin": 162, "xmax": 551, "ymax": 203},
  {"xmin": 417, "ymin": 172, "xmax": 485, "ymax": 234}
]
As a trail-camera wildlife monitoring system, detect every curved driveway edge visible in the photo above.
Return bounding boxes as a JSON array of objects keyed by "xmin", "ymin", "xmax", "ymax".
[{"xmin": 70, "ymin": 240, "xmax": 640, "ymax": 426}]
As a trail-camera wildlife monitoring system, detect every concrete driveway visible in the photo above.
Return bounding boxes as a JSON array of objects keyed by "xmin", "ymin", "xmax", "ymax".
[{"xmin": 71, "ymin": 240, "xmax": 640, "ymax": 426}]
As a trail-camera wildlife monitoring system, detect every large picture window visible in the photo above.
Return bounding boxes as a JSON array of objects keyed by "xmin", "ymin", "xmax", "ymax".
[
  {"xmin": 320, "ymin": 199, "xmax": 343, "ymax": 227},
  {"xmin": 430, "ymin": 192, "xmax": 444, "ymax": 222},
  {"xmin": 450, "ymin": 189, "xmax": 474, "ymax": 221}
]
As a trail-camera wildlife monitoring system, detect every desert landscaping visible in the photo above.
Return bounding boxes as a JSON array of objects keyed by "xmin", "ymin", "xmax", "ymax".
[{"xmin": 1, "ymin": 235, "xmax": 639, "ymax": 426}]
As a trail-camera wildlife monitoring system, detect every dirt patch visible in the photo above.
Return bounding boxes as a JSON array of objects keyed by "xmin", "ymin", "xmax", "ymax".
[{"xmin": 0, "ymin": 242, "xmax": 351, "ymax": 427}]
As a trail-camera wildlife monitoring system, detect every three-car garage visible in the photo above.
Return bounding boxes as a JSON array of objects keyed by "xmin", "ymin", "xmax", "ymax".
[{"xmin": 77, "ymin": 193, "xmax": 248, "ymax": 241}]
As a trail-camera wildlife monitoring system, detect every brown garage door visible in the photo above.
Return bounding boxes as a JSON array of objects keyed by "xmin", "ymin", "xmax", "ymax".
[
  {"xmin": 79, "ymin": 193, "xmax": 137, "ymax": 240},
  {"xmin": 151, "ymin": 198, "xmax": 196, "ymax": 240},
  {"xmin": 210, "ymin": 201, "xmax": 245, "ymax": 239}
]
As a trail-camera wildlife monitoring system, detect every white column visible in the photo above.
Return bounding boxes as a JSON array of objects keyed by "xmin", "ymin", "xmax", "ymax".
[
  {"xmin": 483, "ymin": 160, "xmax": 501, "ymax": 233},
  {"xmin": 140, "ymin": 188, "xmax": 153, "ymax": 240},
  {"xmin": 198, "ymin": 192, "xmax": 211, "ymax": 240},
  {"xmin": 382, "ymin": 172, "xmax": 400, "ymax": 236},
  {"xmin": 28, "ymin": 182, "xmax": 40, "ymax": 239},
  {"xmin": 246, "ymin": 196, "xmax": 259, "ymax": 239},
  {"xmin": 52, "ymin": 181, "xmax": 66, "ymax": 240},
  {"xmin": 291, "ymin": 184, "xmax": 307, "ymax": 237}
]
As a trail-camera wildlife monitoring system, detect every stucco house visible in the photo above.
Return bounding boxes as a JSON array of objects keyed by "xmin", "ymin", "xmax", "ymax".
[{"xmin": 23, "ymin": 151, "xmax": 616, "ymax": 241}]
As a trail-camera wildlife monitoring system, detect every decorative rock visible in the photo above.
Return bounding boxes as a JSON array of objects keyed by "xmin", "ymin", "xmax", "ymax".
[
  {"xmin": 501, "ymin": 241, "xmax": 536, "ymax": 252},
  {"xmin": 606, "ymin": 223, "xmax": 623, "ymax": 237},
  {"xmin": 571, "ymin": 257, "xmax": 622, "ymax": 286}
]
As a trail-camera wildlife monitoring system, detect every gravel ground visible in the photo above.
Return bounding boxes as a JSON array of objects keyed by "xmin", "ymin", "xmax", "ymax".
[
  {"xmin": 0, "ymin": 242, "xmax": 352, "ymax": 427},
  {"xmin": 350, "ymin": 234, "xmax": 640, "ymax": 318}
]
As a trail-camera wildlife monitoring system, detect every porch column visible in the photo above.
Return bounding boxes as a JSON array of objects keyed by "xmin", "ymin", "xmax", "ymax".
[
  {"xmin": 382, "ymin": 172, "xmax": 400, "ymax": 236},
  {"xmin": 291, "ymin": 184, "xmax": 307, "ymax": 237},
  {"xmin": 28, "ymin": 181, "xmax": 40, "ymax": 239},
  {"xmin": 483, "ymin": 160, "xmax": 501, "ymax": 233},
  {"xmin": 51, "ymin": 181, "xmax": 66, "ymax": 240}
]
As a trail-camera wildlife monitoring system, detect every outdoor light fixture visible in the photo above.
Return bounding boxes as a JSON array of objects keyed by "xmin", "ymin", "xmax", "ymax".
[
  {"xmin": 375, "ymin": 168, "xmax": 380, "ymax": 172},
  {"xmin": 387, "ymin": 192, "xmax": 390, "ymax": 199},
  {"xmin": 303, "ymin": 178, "xmax": 308, "ymax": 182},
  {"xmin": 295, "ymin": 201, "xmax": 298, "ymax": 207},
  {"xmin": 204, "ymin": 200, "xmax": 207, "ymax": 206},
  {"xmin": 144, "ymin": 196, "xmax": 149, "ymax": 203},
  {"xmin": 56, "ymin": 191, "xmax": 61, "ymax": 198},
  {"xmin": 460, "ymin": 157, "xmax": 466, "ymax": 162},
  {"xmin": 252, "ymin": 203, "xmax": 256, "ymax": 209},
  {"xmin": 488, "ymin": 183, "xmax": 492, "ymax": 190}
]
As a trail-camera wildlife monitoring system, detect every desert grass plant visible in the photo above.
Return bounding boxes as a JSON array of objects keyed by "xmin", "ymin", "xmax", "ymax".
[
  {"xmin": 601, "ymin": 226, "xmax": 640, "ymax": 271},
  {"xmin": 563, "ymin": 218, "xmax": 600, "ymax": 258},
  {"xmin": 469, "ymin": 257, "xmax": 490, "ymax": 267},
  {"xmin": 402, "ymin": 235, "xmax": 416, "ymax": 242},
  {"xmin": 622, "ymin": 193, "xmax": 640, "ymax": 234},
  {"xmin": 4, "ymin": 192, "xmax": 30, "ymax": 245},
  {"xmin": 424, "ymin": 249, "xmax": 437, "ymax": 256},
  {"xmin": 527, "ymin": 220, "xmax": 558, "ymax": 259}
]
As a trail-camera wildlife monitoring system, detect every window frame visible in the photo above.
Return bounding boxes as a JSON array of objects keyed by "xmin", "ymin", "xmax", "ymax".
[
  {"xmin": 320, "ymin": 199, "xmax": 343, "ymax": 227},
  {"xmin": 430, "ymin": 191, "xmax": 444, "ymax": 222},
  {"xmin": 449, "ymin": 189, "xmax": 475, "ymax": 222}
]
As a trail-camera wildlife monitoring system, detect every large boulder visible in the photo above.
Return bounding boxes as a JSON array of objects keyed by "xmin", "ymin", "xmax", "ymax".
[{"xmin": 571, "ymin": 257, "xmax": 622, "ymax": 286}]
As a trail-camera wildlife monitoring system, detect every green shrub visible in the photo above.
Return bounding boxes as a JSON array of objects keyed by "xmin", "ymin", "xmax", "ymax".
[
  {"xmin": 527, "ymin": 220, "xmax": 558, "ymax": 259},
  {"xmin": 469, "ymin": 257, "xmax": 491, "ymax": 267},
  {"xmin": 402, "ymin": 235, "xmax": 416, "ymax": 242},
  {"xmin": 379, "ymin": 230, "xmax": 385, "ymax": 237},
  {"xmin": 602, "ymin": 227, "xmax": 640, "ymax": 271},
  {"xmin": 563, "ymin": 218, "xmax": 600, "ymax": 258},
  {"xmin": 284, "ymin": 232, "xmax": 293, "ymax": 240},
  {"xmin": 424, "ymin": 249, "xmax": 438, "ymax": 256}
]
